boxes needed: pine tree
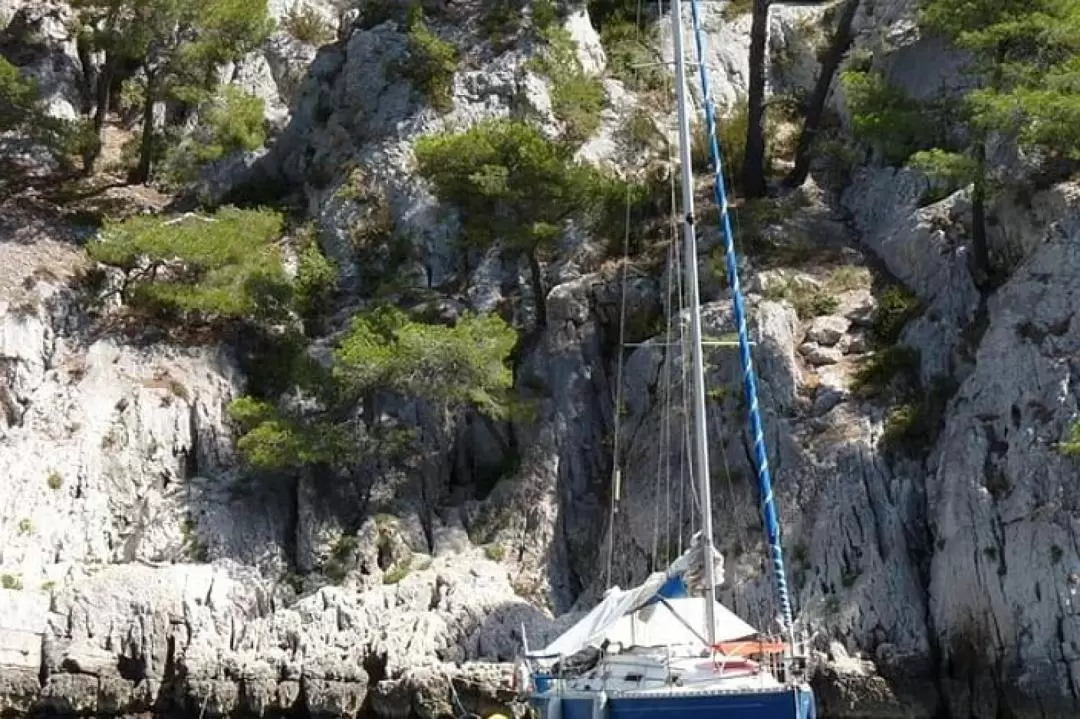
[72,0,273,180]
[414,119,610,327]
[914,0,1080,282]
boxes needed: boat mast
[670,0,718,648]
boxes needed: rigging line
[655,237,676,567]
[606,0,653,589]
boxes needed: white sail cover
[527,535,756,658]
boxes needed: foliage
[334,306,517,420]
[230,306,517,476]
[591,8,666,95]
[693,102,750,184]
[869,284,920,346]
[906,148,978,203]
[1059,420,1080,457]
[87,207,291,321]
[0,57,97,171]
[880,376,955,458]
[619,107,665,154]
[292,223,338,326]
[72,0,274,180]
[229,396,351,470]
[527,13,606,143]
[0,57,39,132]
[840,69,937,165]
[283,3,335,45]
[852,344,920,397]
[762,277,840,320]
[413,118,606,253]
[400,4,460,112]
[721,0,754,20]
[481,0,529,51]
[162,86,267,185]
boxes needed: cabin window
[624,673,644,683]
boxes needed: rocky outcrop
[3,0,1080,717]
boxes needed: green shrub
[841,70,936,166]
[414,118,605,251]
[851,345,920,398]
[762,278,839,320]
[292,223,338,326]
[527,18,606,143]
[906,148,978,204]
[880,377,955,458]
[383,557,412,584]
[87,207,290,322]
[620,106,664,154]
[869,284,920,346]
[401,5,460,112]
[162,87,267,186]
[283,4,335,45]
[481,0,527,51]
[692,102,749,187]
[721,0,753,21]
[596,18,666,95]
[0,57,40,132]
[1058,421,1080,457]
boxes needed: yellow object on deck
[487,714,510,719]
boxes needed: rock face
[2,0,1080,718]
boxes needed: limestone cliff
[1,0,1079,718]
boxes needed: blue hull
[532,687,816,719]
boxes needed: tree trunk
[526,248,548,328]
[132,69,158,185]
[784,0,861,188]
[82,54,116,175]
[93,56,114,134]
[742,0,770,198]
[970,141,991,286]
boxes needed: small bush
[0,574,22,590]
[17,518,32,535]
[619,106,664,154]
[597,19,666,95]
[763,279,839,320]
[825,266,871,292]
[527,21,606,143]
[162,88,267,187]
[691,103,748,188]
[383,557,413,584]
[87,207,290,323]
[401,6,460,112]
[721,0,753,21]
[1058,421,1080,457]
[484,544,507,561]
[851,345,920,398]
[869,284,920,346]
[481,0,527,51]
[906,148,977,204]
[283,4,335,45]
[293,223,338,326]
[46,471,63,490]
[880,376,955,458]
[841,70,937,166]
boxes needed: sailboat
[512,0,816,716]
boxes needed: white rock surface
[1,2,1079,718]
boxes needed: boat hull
[531,687,816,719]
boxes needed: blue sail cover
[640,575,689,606]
